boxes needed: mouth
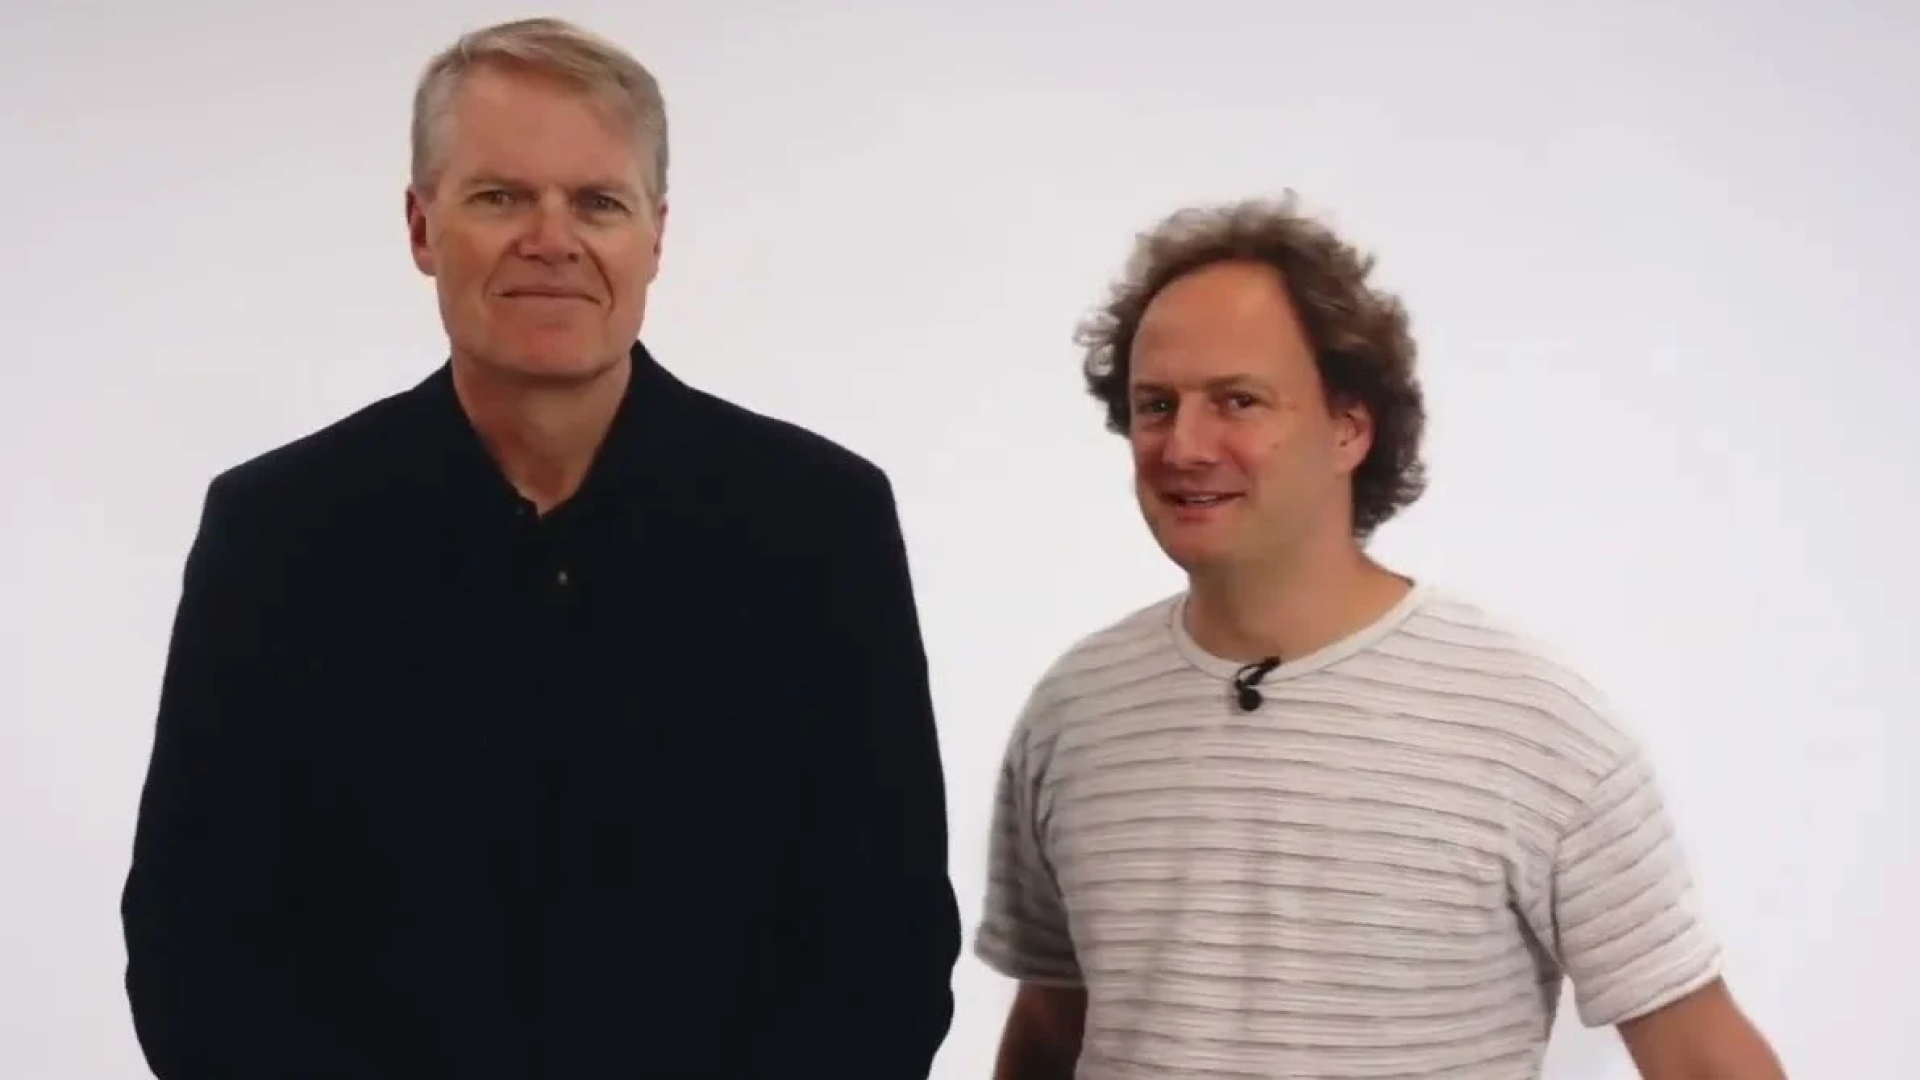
[501,289,593,301]
[1162,492,1243,508]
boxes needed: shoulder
[678,379,889,493]
[1390,585,1648,790]
[199,374,431,528]
[1035,593,1186,700]
[649,376,919,607]
[1009,593,1186,752]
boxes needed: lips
[502,288,592,300]
[1165,492,1242,507]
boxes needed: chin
[1165,544,1227,572]
[1148,522,1226,572]
[484,339,621,383]
[523,354,613,381]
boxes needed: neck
[451,354,630,513]
[1184,531,1412,664]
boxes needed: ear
[405,186,436,277]
[651,199,669,259]
[1332,400,1374,473]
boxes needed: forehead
[1130,260,1315,386]
[438,65,646,190]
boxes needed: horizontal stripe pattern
[974,585,1721,1078]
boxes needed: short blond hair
[410,17,669,200]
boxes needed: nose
[1160,401,1220,467]
[514,194,583,263]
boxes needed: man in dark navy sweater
[119,17,959,1078]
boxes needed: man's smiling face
[406,62,666,384]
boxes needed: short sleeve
[1538,746,1724,1027]
[971,697,1082,986]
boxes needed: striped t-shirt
[974,582,1722,1079]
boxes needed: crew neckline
[1168,580,1431,684]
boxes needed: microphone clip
[1231,656,1281,712]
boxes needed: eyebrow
[1132,375,1267,396]
[461,173,642,199]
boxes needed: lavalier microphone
[1232,656,1281,712]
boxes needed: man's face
[1127,260,1371,575]
[406,64,665,384]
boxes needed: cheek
[1128,434,1162,475]
[1223,431,1286,478]
[591,242,654,298]
[442,234,502,289]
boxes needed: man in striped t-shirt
[973,195,1785,1079]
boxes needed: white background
[4,3,1915,1077]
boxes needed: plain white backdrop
[3,2,1915,1077]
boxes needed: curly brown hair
[1075,193,1429,541]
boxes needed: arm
[121,478,372,1079]
[1618,979,1786,1079]
[747,465,960,1078]
[994,984,1087,1080]
[847,470,964,1075]
[975,684,1087,1078]
[1530,745,1786,1079]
